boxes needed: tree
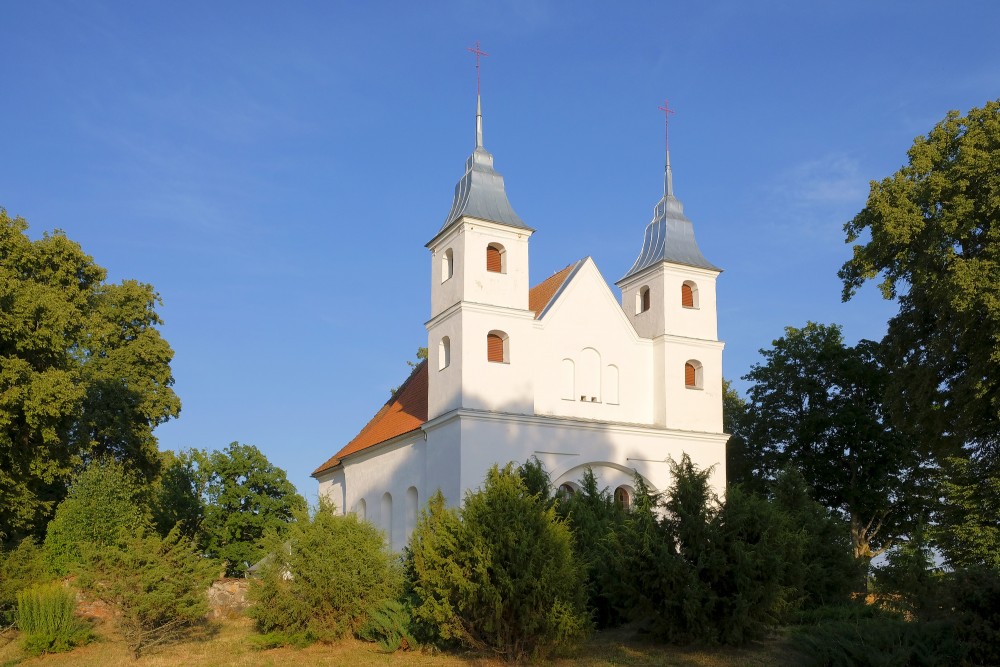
[43,458,152,575]
[742,323,928,572]
[839,100,1000,460]
[408,467,590,662]
[198,442,305,576]
[0,209,179,542]
[933,456,1000,570]
[151,450,206,540]
[723,380,762,490]
[248,500,402,645]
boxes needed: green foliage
[358,600,417,653]
[742,323,928,568]
[517,456,553,505]
[408,468,591,662]
[556,467,625,629]
[872,525,938,616]
[43,459,152,575]
[15,582,92,656]
[0,538,53,625]
[840,100,1000,459]
[791,617,962,667]
[608,455,801,644]
[770,468,858,608]
[0,209,179,542]
[77,527,218,659]
[937,567,1000,666]
[152,450,206,540]
[199,442,305,577]
[247,500,402,645]
[934,456,1000,570]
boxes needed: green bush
[15,582,92,656]
[358,599,417,652]
[44,459,152,575]
[0,538,53,625]
[77,527,218,658]
[247,500,401,645]
[408,466,591,662]
[791,617,962,667]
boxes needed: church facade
[313,97,728,551]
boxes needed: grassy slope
[0,618,802,667]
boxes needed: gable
[536,257,641,341]
[529,262,580,319]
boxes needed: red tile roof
[313,262,582,476]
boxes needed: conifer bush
[248,500,402,646]
[0,538,52,625]
[407,466,590,662]
[77,527,218,658]
[15,582,92,656]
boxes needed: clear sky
[3,1,999,500]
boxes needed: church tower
[616,103,724,433]
[425,74,536,420]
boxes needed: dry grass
[0,617,801,667]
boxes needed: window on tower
[442,248,454,283]
[487,330,509,363]
[439,336,451,370]
[636,286,651,314]
[486,243,506,273]
[685,360,703,389]
[681,281,698,308]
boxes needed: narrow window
[486,243,505,273]
[614,486,631,510]
[604,365,619,405]
[439,336,451,370]
[681,281,698,308]
[579,348,601,402]
[441,248,454,283]
[405,487,418,541]
[381,492,393,549]
[561,358,575,400]
[636,286,651,314]
[685,360,703,389]
[487,331,508,363]
[355,497,367,521]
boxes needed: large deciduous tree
[742,323,928,571]
[0,210,179,542]
[839,100,1000,459]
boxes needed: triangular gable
[312,361,428,476]
[534,257,642,341]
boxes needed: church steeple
[433,43,530,238]
[620,100,718,282]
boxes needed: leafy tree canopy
[0,209,179,542]
[840,100,1000,458]
[198,442,305,576]
[742,322,930,565]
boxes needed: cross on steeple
[658,99,676,197]
[467,41,489,147]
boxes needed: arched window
[439,336,451,370]
[558,483,577,498]
[381,492,393,549]
[614,486,631,510]
[486,243,506,273]
[355,497,367,521]
[405,487,418,541]
[636,286,651,314]
[604,364,619,405]
[681,281,698,308]
[579,347,601,402]
[685,360,703,389]
[561,358,575,400]
[441,248,454,283]
[487,330,509,363]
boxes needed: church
[313,92,728,551]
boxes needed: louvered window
[486,244,503,273]
[487,332,506,363]
[685,362,696,387]
[681,283,694,308]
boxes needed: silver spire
[476,94,483,148]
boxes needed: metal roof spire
[468,41,487,148]
[617,100,720,282]
[430,43,531,240]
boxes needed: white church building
[314,94,728,551]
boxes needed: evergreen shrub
[0,538,53,625]
[15,582,92,656]
[77,527,218,658]
[408,466,590,662]
[248,500,402,646]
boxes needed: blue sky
[3,1,999,499]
